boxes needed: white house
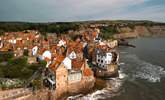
[32,46,38,56]
[57,39,66,47]
[69,51,77,59]
[42,50,52,60]
[62,51,77,70]
[16,37,22,41]
[107,40,118,48]
[8,39,16,44]
[62,57,72,70]
[0,42,3,48]
[95,28,100,34]
[42,50,52,68]
[96,50,112,69]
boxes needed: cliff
[0,20,165,39]
[113,25,165,39]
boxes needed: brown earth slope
[113,25,165,39]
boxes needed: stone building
[49,54,95,99]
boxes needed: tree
[0,67,4,77]
[0,52,14,62]
[8,57,27,66]
[100,26,118,40]
[0,30,4,36]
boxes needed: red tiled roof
[72,59,84,71]
[49,55,65,69]
[83,68,93,76]
[38,48,47,55]
[67,41,83,54]
[92,32,97,38]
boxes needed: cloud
[0,0,164,22]
[50,0,149,20]
[108,5,165,22]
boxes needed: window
[68,72,82,82]
[108,54,112,56]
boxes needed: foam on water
[134,62,165,82]
[120,51,128,54]
[67,72,125,100]
[118,70,127,79]
[119,62,125,66]
[67,52,165,100]
[124,54,165,83]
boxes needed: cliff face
[134,26,151,36]
[148,26,165,36]
[113,25,165,39]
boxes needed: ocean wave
[118,70,127,79]
[120,51,128,54]
[134,62,165,82]
[119,62,125,66]
[124,54,165,83]
[67,74,125,100]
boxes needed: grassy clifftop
[0,20,165,39]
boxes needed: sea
[67,37,165,100]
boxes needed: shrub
[0,67,4,77]
[0,52,14,62]
[8,57,27,66]
[100,26,118,40]
[23,49,29,56]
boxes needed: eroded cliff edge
[113,25,165,39]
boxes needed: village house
[49,54,95,99]
[0,38,3,49]
[27,56,37,64]
[107,40,118,49]
[0,27,121,99]
[13,47,24,57]
[96,40,119,65]
[27,45,38,64]
[96,49,113,69]
[47,33,57,44]
[90,24,109,28]
[91,42,119,78]
[32,38,95,99]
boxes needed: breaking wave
[118,70,127,79]
[119,62,125,66]
[120,51,128,54]
[67,52,165,100]
[67,72,125,100]
[134,62,165,82]
[123,54,165,83]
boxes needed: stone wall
[55,63,68,99]
[52,63,95,100]
[27,57,37,64]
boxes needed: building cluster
[0,27,118,98]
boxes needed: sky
[0,0,165,22]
